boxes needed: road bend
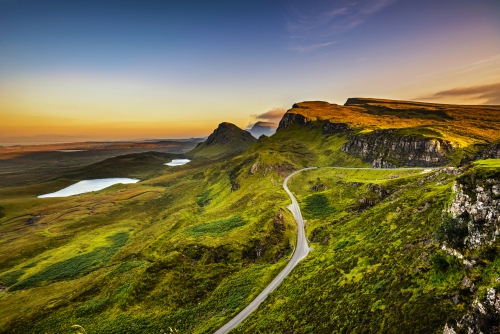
[214,166,430,333]
[213,167,316,334]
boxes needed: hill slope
[187,122,257,158]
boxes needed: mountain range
[0,98,500,334]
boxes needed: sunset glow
[1,0,499,141]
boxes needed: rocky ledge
[341,129,456,167]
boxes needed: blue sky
[1,0,499,139]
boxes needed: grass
[303,193,336,218]
[9,232,129,291]
[474,158,500,168]
[185,215,247,237]
[232,167,470,333]
[0,142,296,333]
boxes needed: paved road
[213,165,431,333]
[213,167,316,334]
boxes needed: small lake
[38,178,139,198]
[165,159,191,166]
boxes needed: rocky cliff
[441,167,500,334]
[341,129,456,167]
[474,143,500,161]
[448,173,500,249]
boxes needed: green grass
[474,158,500,168]
[303,193,336,218]
[10,232,129,291]
[232,167,474,333]
[185,215,247,237]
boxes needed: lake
[165,159,191,166]
[38,178,139,198]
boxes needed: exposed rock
[448,179,500,249]
[447,288,500,334]
[308,178,328,192]
[250,161,259,174]
[341,129,456,167]
[277,113,312,131]
[321,121,350,134]
[443,323,457,334]
[248,121,278,138]
[474,143,500,161]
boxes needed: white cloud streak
[286,0,395,52]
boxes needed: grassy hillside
[0,150,297,333]
[234,163,500,333]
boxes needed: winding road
[214,167,317,334]
[214,166,431,333]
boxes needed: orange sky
[1,0,499,142]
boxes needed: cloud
[251,107,287,123]
[289,41,337,53]
[286,0,395,52]
[418,82,500,105]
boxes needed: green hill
[187,122,257,158]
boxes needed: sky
[1,0,500,141]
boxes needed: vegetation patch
[435,214,468,249]
[0,269,24,286]
[76,297,109,317]
[11,232,129,291]
[304,194,336,218]
[186,215,247,237]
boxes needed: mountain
[247,121,278,138]
[187,122,257,158]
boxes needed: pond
[165,159,191,166]
[38,178,139,198]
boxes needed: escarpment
[341,130,456,168]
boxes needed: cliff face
[442,168,500,334]
[474,143,500,161]
[277,113,312,130]
[341,130,456,167]
[448,177,500,249]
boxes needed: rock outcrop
[448,178,500,249]
[277,113,312,130]
[341,129,456,167]
[444,288,500,334]
[474,143,500,161]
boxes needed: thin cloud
[251,107,287,123]
[289,41,337,53]
[418,82,500,105]
[286,0,395,52]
